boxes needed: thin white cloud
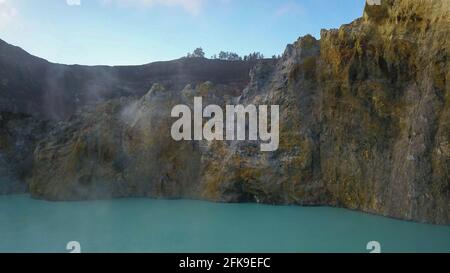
[102,0,206,15]
[275,1,304,17]
[0,0,17,29]
[67,0,82,6]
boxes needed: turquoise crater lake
[0,195,449,253]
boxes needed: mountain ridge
[0,38,267,119]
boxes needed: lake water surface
[0,195,449,253]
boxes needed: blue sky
[0,0,366,65]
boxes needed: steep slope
[317,0,449,225]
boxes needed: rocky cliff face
[0,112,48,194]
[317,0,449,225]
[11,0,450,224]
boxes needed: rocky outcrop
[198,35,325,205]
[30,83,239,200]
[26,0,450,224]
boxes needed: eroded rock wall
[0,112,48,194]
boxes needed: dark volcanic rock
[0,112,48,194]
[0,39,261,120]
